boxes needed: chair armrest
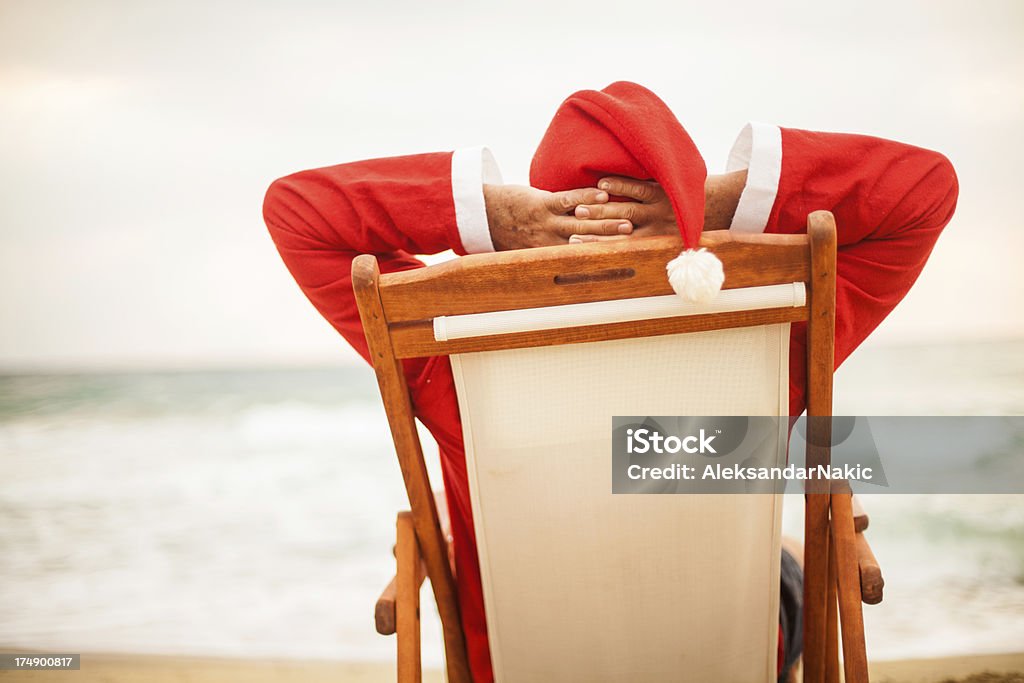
[375,512,430,637]
[852,494,869,533]
[375,577,398,636]
[856,531,884,605]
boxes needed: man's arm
[262,150,624,365]
[571,126,958,415]
[765,128,958,415]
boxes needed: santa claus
[262,82,957,682]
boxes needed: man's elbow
[887,147,959,236]
[262,175,297,238]
[262,170,342,250]
[920,149,959,231]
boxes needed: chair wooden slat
[825,544,840,683]
[832,493,870,681]
[390,306,808,359]
[397,512,422,683]
[353,257,473,683]
[802,212,839,683]
[379,232,810,323]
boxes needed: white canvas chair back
[444,285,802,682]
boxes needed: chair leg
[825,537,840,683]
[831,493,869,682]
[803,492,831,682]
[396,512,422,683]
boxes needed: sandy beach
[1,651,1022,682]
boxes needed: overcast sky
[1,1,1022,370]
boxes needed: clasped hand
[484,177,678,251]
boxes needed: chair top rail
[375,232,811,324]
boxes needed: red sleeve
[261,151,468,366]
[766,130,959,415]
[263,154,493,681]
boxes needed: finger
[559,217,633,237]
[574,201,645,222]
[546,187,609,213]
[569,234,632,244]
[597,176,660,203]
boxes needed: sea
[1,339,1023,666]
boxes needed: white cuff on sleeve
[726,122,782,233]
[451,146,503,253]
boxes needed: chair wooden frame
[355,211,883,683]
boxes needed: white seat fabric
[450,308,792,683]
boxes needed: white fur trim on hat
[666,248,724,303]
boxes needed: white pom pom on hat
[666,247,724,303]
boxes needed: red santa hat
[530,81,723,303]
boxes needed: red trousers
[263,126,957,682]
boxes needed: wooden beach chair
[356,212,884,682]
